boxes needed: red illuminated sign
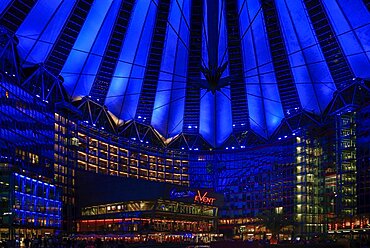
[194,190,216,205]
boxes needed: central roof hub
[200,62,229,94]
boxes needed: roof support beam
[0,0,37,33]
[262,0,301,117]
[207,0,219,69]
[225,0,250,131]
[89,0,136,102]
[135,0,171,123]
[303,0,354,89]
[45,0,95,76]
[363,0,370,12]
[183,0,203,134]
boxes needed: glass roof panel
[152,0,189,137]
[0,0,12,14]
[276,0,335,115]
[106,1,157,120]
[323,0,370,79]
[61,0,114,98]
[16,0,74,66]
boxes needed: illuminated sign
[170,189,195,199]
[169,188,217,205]
[194,190,216,205]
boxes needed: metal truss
[117,120,165,148]
[325,78,370,117]
[22,64,68,103]
[74,97,117,133]
[0,26,20,84]
[167,133,212,151]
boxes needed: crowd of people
[2,235,370,248]
[1,237,129,248]
[0,236,198,248]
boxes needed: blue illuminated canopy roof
[0,0,369,148]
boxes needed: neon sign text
[170,189,195,199]
[194,190,216,205]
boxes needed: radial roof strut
[89,0,136,102]
[135,0,172,123]
[225,0,250,132]
[262,0,301,117]
[0,0,37,33]
[44,0,95,76]
[207,0,219,69]
[303,0,354,89]
[183,0,203,135]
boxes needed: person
[37,236,42,248]
[24,237,30,248]
[43,237,48,248]
[95,238,103,248]
[67,238,72,248]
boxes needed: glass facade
[0,74,62,240]
[0,75,54,177]
[188,143,296,219]
[358,105,370,215]
[75,128,189,185]
[0,170,62,240]
[294,131,324,235]
[13,173,62,228]
[191,111,369,238]
[54,113,77,232]
[335,114,357,216]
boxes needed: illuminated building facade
[0,171,62,240]
[79,200,216,234]
[0,76,62,240]
[54,113,191,231]
[358,105,370,216]
[75,172,221,242]
[0,0,370,243]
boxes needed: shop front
[75,171,223,243]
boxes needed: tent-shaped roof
[1,0,369,147]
